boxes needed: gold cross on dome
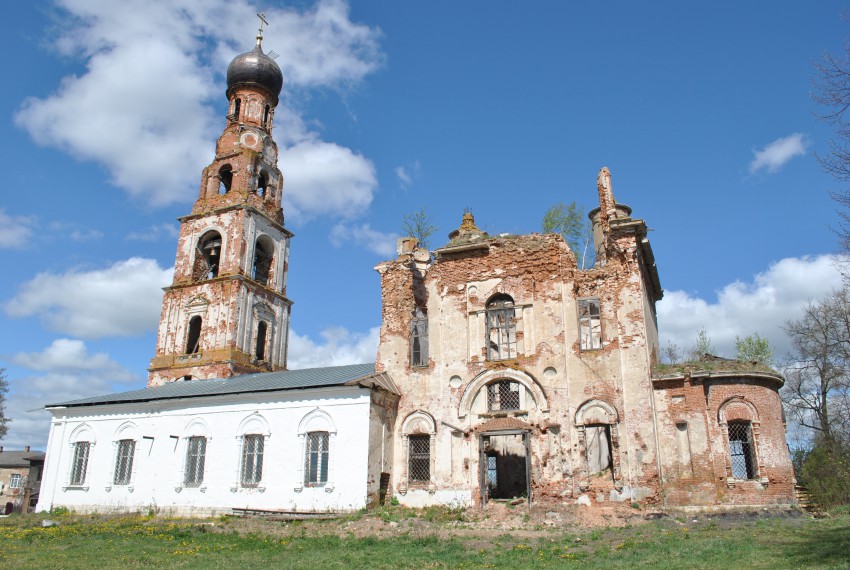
[257,12,268,35]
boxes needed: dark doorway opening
[479,430,530,506]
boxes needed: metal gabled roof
[46,363,378,409]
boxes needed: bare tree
[662,340,681,364]
[814,37,850,255]
[782,289,850,441]
[402,208,438,250]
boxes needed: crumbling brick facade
[375,168,795,508]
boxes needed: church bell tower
[148,24,292,386]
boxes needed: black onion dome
[226,45,283,104]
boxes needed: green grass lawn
[1,510,848,569]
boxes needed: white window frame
[106,422,140,492]
[9,473,21,489]
[295,408,337,493]
[69,441,91,487]
[63,424,96,491]
[578,298,602,351]
[231,413,270,493]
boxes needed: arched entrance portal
[477,418,532,507]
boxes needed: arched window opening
[232,98,241,121]
[305,431,329,487]
[486,294,516,360]
[408,435,430,483]
[186,316,202,354]
[728,421,757,480]
[487,380,520,412]
[257,172,268,198]
[253,238,273,286]
[255,321,268,361]
[218,165,233,194]
[195,231,222,280]
[262,104,270,126]
[411,307,428,367]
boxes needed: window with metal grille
[487,380,521,411]
[69,442,90,486]
[241,434,264,487]
[408,435,430,484]
[728,421,756,480]
[486,295,516,360]
[9,473,21,489]
[411,308,428,367]
[113,439,135,486]
[305,431,330,487]
[183,436,207,488]
[578,298,602,350]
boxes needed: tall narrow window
[218,165,233,194]
[241,434,264,487]
[487,380,521,412]
[252,238,273,286]
[411,307,428,367]
[408,435,430,483]
[728,421,756,480]
[113,439,135,486]
[305,431,330,487]
[255,321,268,361]
[186,316,202,354]
[257,172,268,197]
[69,442,91,486]
[578,298,602,350]
[262,104,270,126]
[9,474,21,489]
[233,98,241,121]
[486,294,516,360]
[195,231,222,280]
[184,436,207,488]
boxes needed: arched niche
[297,408,337,435]
[458,369,548,419]
[575,399,619,426]
[236,412,271,436]
[717,396,760,425]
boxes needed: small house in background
[0,447,45,513]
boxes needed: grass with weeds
[0,510,848,569]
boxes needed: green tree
[735,333,773,364]
[0,368,8,441]
[542,202,594,269]
[402,208,438,250]
[689,328,715,360]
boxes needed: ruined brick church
[36,29,795,514]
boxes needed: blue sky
[1,0,847,449]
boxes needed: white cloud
[4,257,173,338]
[0,209,36,249]
[658,254,845,359]
[287,326,379,370]
[3,339,142,449]
[330,223,398,257]
[70,229,104,242]
[279,110,378,223]
[126,223,180,241]
[395,160,421,189]
[16,0,383,208]
[749,133,809,174]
